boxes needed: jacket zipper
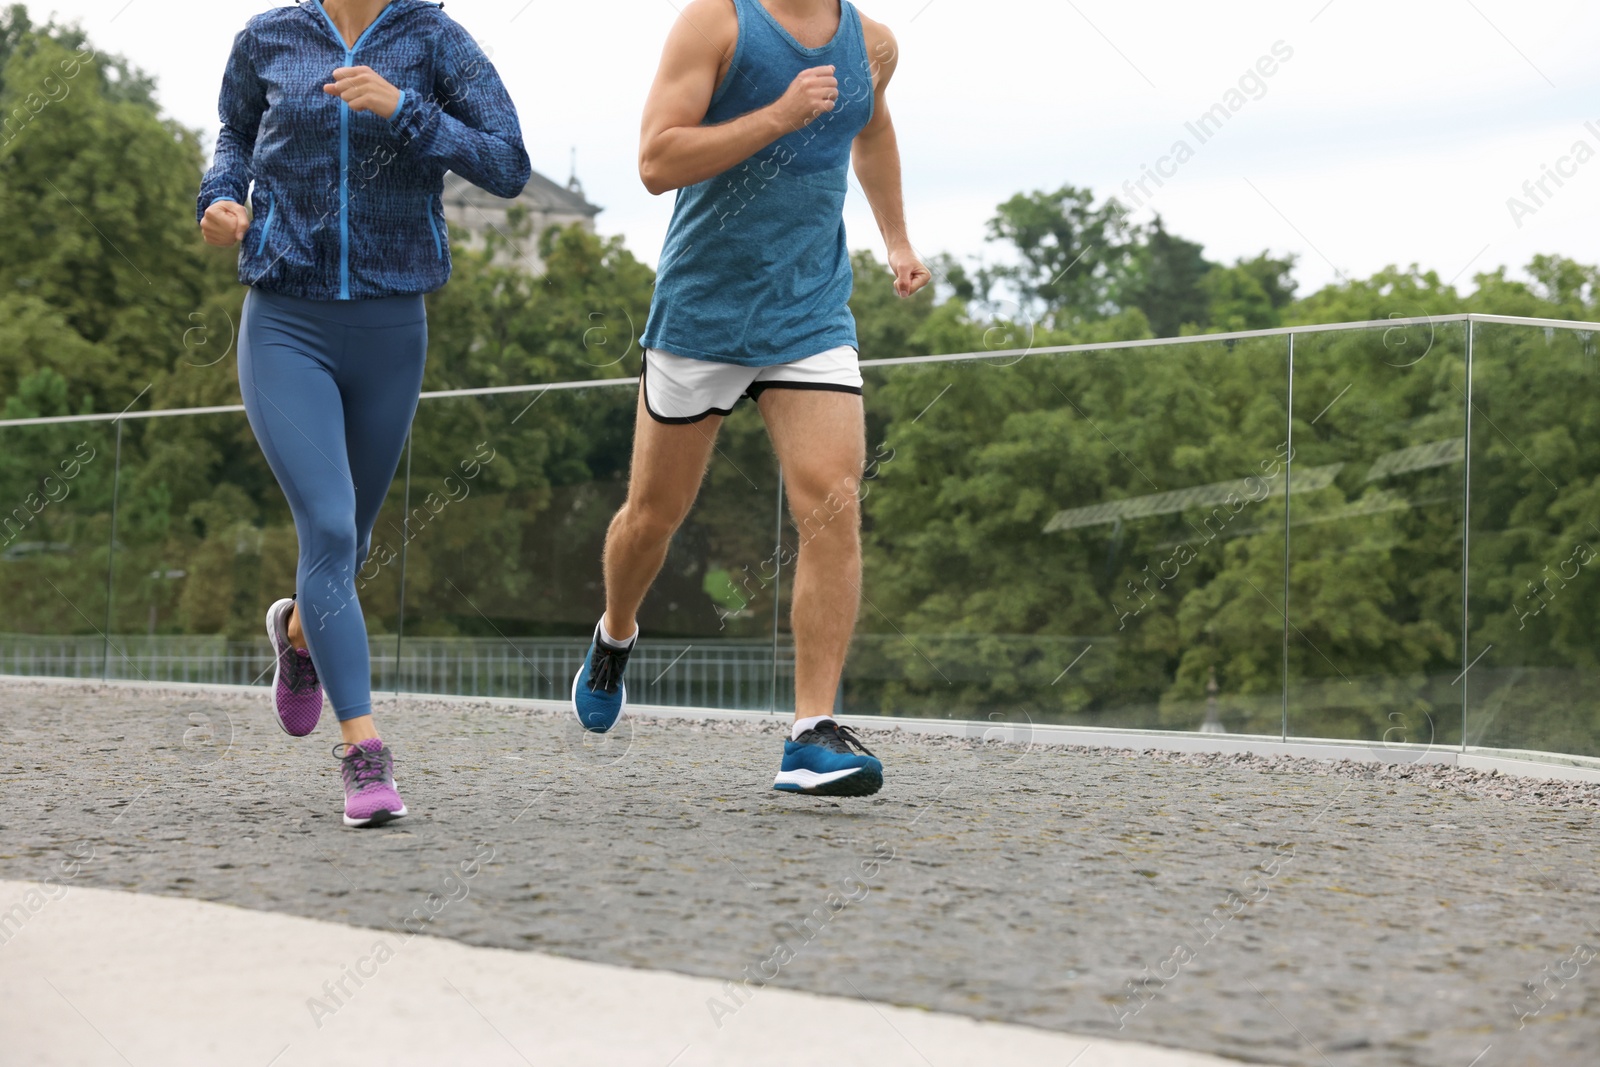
[255,192,277,255]
[310,1,399,299]
[425,195,443,259]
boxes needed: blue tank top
[641,0,874,366]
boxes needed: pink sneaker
[336,739,408,828]
[266,597,323,737]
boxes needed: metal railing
[2,313,1590,429]
[0,633,794,710]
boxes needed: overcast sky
[31,0,1600,298]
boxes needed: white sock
[598,616,637,648]
[792,715,835,740]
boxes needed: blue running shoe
[572,623,632,733]
[774,721,883,797]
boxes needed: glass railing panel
[0,420,118,679]
[1285,320,1467,752]
[400,384,782,708]
[850,335,1291,734]
[12,316,1600,763]
[100,411,408,690]
[1466,321,1600,757]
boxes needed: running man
[198,0,530,826]
[572,0,929,797]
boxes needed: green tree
[0,21,232,641]
[0,4,157,109]
[0,33,230,414]
[1202,251,1298,332]
[978,184,1136,328]
[1120,216,1213,337]
[425,221,656,393]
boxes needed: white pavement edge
[0,880,1281,1067]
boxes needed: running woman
[198,0,530,827]
[572,0,929,796]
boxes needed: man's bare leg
[757,388,866,721]
[601,390,723,640]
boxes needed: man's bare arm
[639,0,841,195]
[851,18,929,298]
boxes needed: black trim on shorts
[745,380,865,400]
[639,353,738,425]
[639,352,865,425]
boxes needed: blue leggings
[239,288,427,720]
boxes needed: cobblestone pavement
[3,681,1596,1067]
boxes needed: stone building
[441,163,602,275]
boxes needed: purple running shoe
[336,739,408,828]
[266,597,323,737]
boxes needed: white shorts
[641,346,863,424]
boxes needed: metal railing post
[101,419,123,681]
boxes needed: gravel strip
[3,680,1597,1067]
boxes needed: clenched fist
[200,200,251,248]
[323,65,402,119]
[774,65,839,130]
[889,247,932,299]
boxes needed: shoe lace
[805,721,875,757]
[588,641,631,694]
[335,743,390,790]
[286,649,319,694]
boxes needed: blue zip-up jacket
[197,0,531,301]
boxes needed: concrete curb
[7,673,1600,785]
